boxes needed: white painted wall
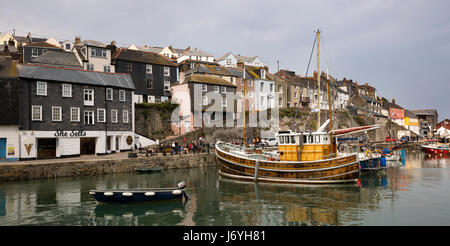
[0,126,20,161]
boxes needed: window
[87,64,94,71]
[308,135,313,143]
[104,66,111,72]
[84,89,94,106]
[279,136,284,144]
[127,63,132,72]
[146,64,152,74]
[164,67,170,76]
[164,81,170,91]
[202,96,208,105]
[222,97,227,107]
[84,111,94,125]
[123,110,129,123]
[291,136,296,144]
[52,107,62,122]
[36,81,47,96]
[65,43,71,50]
[315,135,320,143]
[31,105,42,121]
[102,50,107,58]
[97,108,106,123]
[111,109,118,123]
[214,85,219,92]
[71,107,80,122]
[230,77,234,83]
[221,86,226,93]
[270,83,274,92]
[90,48,96,57]
[119,90,126,102]
[32,48,38,57]
[147,79,153,89]
[62,84,72,97]
[226,59,231,64]
[106,88,113,100]
[284,136,290,144]
[261,69,266,79]
[202,84,207,91]
[260,82,264,92]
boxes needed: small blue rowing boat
[89,181,188,203]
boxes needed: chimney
[355,82,359,94]
[75,35,81,45]
[392,97,396,105]
[263,65,269,72]
[365,82,368,87]
[186,46,190,51]
[26,33,32,44]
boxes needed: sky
[1,0,449,121]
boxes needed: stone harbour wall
[0,153,217,181]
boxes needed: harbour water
[0,151,449,226]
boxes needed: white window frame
[103,66,111,73]
[84,89,94,106]
[36,81,47,96]
[119,90,125,102]
[87,64,94,71]
[31,105,42,121]
[202,84,207,91]
[97,108,106,123]
[221,86,226,93]
[202,96,208,106]
[111,109,118,123]
[164,81,170,91]
[31,48,39,57]
[122,110,129,123]
[146,64,153,74]
[222,97,227,107]
[106,88,113,101]
[52,106,62,122]
[261,69,266,79]
[214,85,219,92]
[164,66,170,76]
[101,49,107,58]
[84,110,95,125]
[70,107,80,122]
[62,84,72,98]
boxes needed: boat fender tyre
[122,192,133,197]
[172,190,182,195]
[104,192,114,196]
[145,192,156,196]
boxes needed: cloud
[1,0,449,120]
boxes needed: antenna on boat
[316,29,321,131]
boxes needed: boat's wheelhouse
[276,130,334,161]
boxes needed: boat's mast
[327,70,335,154]
[243,68,247,147]
[316,29,321,130]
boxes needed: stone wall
[0,153,217,181]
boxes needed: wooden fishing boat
[89,181,188,203]
[216,30,372,185]
[216,136,359,184]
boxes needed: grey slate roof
[30,50,82,68]
[17,64,134,90]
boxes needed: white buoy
[104,192,114,196]
[122,192,133,197]
[172,190,182,195]
[89,191,96,195]
[145,192,156,196]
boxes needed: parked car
[386,136,396,142]
[263,137,278,147]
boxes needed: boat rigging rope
[291,32,317,131]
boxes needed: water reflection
[0,153,449,226]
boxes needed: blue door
[0,138,6,160]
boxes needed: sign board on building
[389,108,404,119]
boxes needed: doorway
[80,137,96,155]
[37,138,57,159]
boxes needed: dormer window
[32,48,39,58]
[261,69,266,79]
